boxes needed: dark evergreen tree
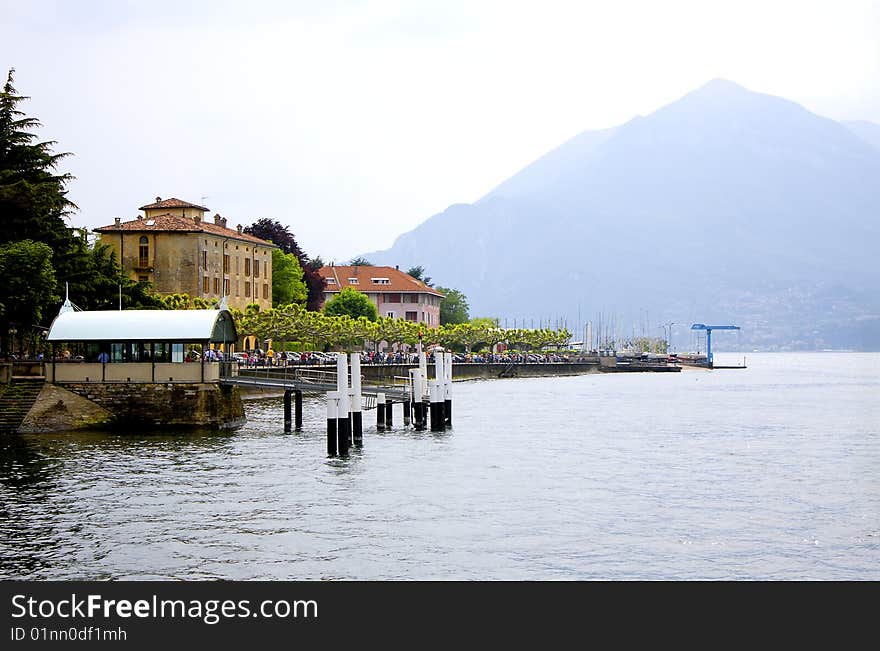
[0,69,156,327]
[406,265,433,286]
[0,69,76,251]
[244,218,325,311]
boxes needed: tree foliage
[271,248,308,306]
[0,69,151,337]
[436,286,469,325]
[406,265,432,286]
[243,218,324,310]
[0,240,57,352]
[349,257,372,266]
[323,287,378,321]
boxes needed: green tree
[436,286,468,325]
[0,69,75,251]
[0,240,57,353]
[348,257,372,266]
[323,287,378,321]
[271,248,308,306]
[406,265,433,286]
[243,218,324,311]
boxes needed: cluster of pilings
[326,351,454,456]
[325,352,364,456]
[402,351,453,433]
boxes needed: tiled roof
[318,265,444,297]
[94,213,277,247]
[138,197,210,211]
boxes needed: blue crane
[690,324,740,368]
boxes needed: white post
[376,391,387,431]
[336,353,351,449]
[336,352,350,418]
[434,349,444,389]
[326,391,338,455]
[350,352,362,414]
[419,351,428,399]
[350,352,363,445]
[444,351,453,427]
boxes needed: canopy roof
[47,309,237,343]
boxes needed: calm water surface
[1,353,878,580]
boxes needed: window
[235,257,239,273]
[224,279,230,296]
[245,258,251,276]
[138,275,148,283]
[263,283,269,299]
[254,260,260,278]
[326,278,336,285]
[203,276,210,294]
[235,281,240,297]
[371,278,390,284]
[385,293,400,303]
[348,278,359,285]
[223,254,229,273]
[213,277,220,294]
[405,311,418,322]
[138,236,149,267]
[386,311,395,318]
[245,281,251,297]
[202,251,208,270]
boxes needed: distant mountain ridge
[364,80,880,350]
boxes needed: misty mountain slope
[366,80,880,349]
[842,120,880,151]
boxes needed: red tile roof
[138,197,210,211]
[318,265,444,297]
[94,213,277,247]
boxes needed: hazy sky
[3,0,878,262]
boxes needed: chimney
[114,217,121,226]
[395,265,399,270]
[213,213,222,225]
[155,196,161,202]
[237,224,242,234]
[221,217,227,228]
[137,215,143,220]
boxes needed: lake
[1,352,878,580]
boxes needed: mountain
[842,120,880,151]
[364,80,880,350]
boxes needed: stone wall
[18,382,244,433]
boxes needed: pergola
[45,308,237,383]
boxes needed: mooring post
[327,392,338,456]
[432,352,446,430]
[350,352,363,446]
[377,391,386,431]
[294,389,302,432]
[284,389,292,432]
[429,381,445,431]
[444,351,453,427]
[403,398,411,426]
[385,396,393,428]
[336,353,351,454]
[411,367,425,430]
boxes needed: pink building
[318,265,444,327]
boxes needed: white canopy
[47,309,237,343]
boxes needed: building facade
[318,265,444,327]
[95,197,277,311]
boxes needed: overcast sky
[3,0,879,262]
